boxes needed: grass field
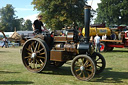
[0,47,128,85]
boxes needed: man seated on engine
[32,15,47,34]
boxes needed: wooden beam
[100,40,122,43]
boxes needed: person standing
[102,35,105,40]
[104,34,107,40]
[102,34,107,40]
[32,15,47,34]
[94,34,101,52]
[2,38,7,48]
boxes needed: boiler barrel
[82,27,111,36]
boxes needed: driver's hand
[45,29,49,32]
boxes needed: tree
[24,19,32,31]
[0,4,27,31]
[0,4,15,31]
[32,0,86,30]
[90,9,96,24]
[18,18,25,31]
[12,18,25,31]
[95,0,128,26]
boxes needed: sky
[0,0,39,22]
[0,0,101,23]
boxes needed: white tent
[0,32,14,38]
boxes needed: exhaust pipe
[84,5,91,43]
[77,5,91,54]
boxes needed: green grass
[0,47,128,85]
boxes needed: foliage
[0,4,32,31]
[0,4,15,31]
[95,0,128,26]
[90,9,96,24]
[12,18,24,31]
[17,18,25,31]
[24,19,32,31]
[32,0,86,30]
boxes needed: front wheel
[71,55,96,81]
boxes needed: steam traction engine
[21,6,106,81]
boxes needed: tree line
[0,4,32,32]
[95,0,128,26]
[32,0,128,28]
[1,0,128,32]
[32,0,87,30]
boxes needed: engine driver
[32,15,47,34]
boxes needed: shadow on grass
[108,50,128,52]
[0,71,20,74]
[41,66,72,76]
[41,67,128,83]
[91,68,128,83]
[0,51,10,53]
[0,81,34,84]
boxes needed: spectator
[2,38,8,48]
[102,34,107,40]
[90,36,94,42]
[111,32,116,40]
[94,34,101,52]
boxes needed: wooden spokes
[91,52,106,74]
[22,38,49,73]
[71,55,96,81]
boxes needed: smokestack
[84,5,91,43]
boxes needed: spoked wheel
[71,55,96,81]
[22,38,50,73]
[91,52,106,74]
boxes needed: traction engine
[21,6,106,81]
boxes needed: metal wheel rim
[71,55,95,81]
[100,43,105,52]
[22,38,48,73]
[92,52,106,74]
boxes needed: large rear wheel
[22,38,50,73]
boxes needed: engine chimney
[84,5,91,43]
[77,5,91,54]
